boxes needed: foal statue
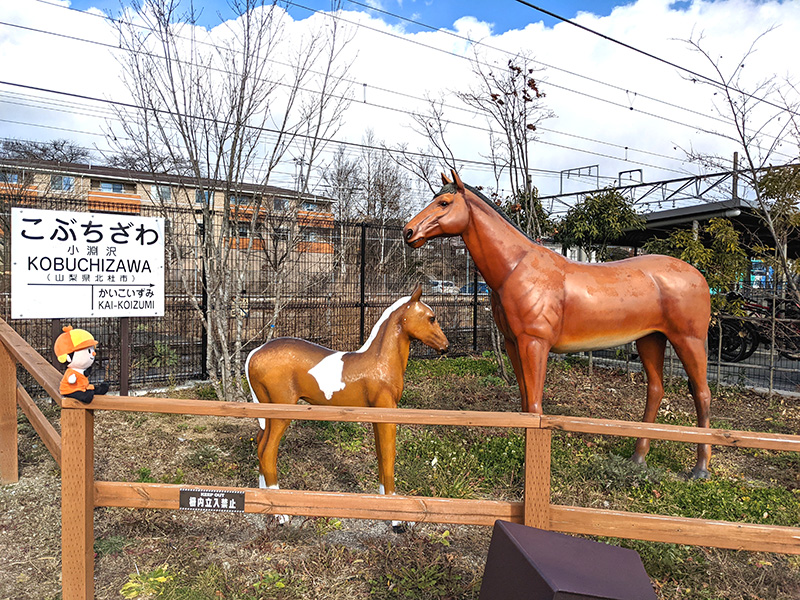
[246,285,449,526]
[404,171,712,478]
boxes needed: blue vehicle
[459,282,490,295]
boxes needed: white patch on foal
[308,296,412,400]
[308,351,347,400]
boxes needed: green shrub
[187,443,222,468]
[120,564,176,598]
[630,478,800,526]
[580,453,664,491]
[472,433,525,487]
[396,429,479,498]
[94,535,131,558]
[194,384,218,400]
[134,467,157,483]
[405,356,497,381]
[367,537,475,600]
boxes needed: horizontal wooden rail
[542,415,800,452]
[16,383,61,467]
[64,397,800,452]
[94,482,523,526]
[93,482,800,555]
[549,505,800,555]
[0,319,63,408]
[62,396,542,429]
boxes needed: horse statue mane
[435,180,537,243]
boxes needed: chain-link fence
[2,194,797,395]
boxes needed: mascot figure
[54,326,109,404]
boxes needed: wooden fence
[1,316,800,599]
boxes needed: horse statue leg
[256,411,292,524]
[516,335,550,414]
[632,332,667,468]
[668,335,712,479]
[373,421,406,532]
[371,389,407,532]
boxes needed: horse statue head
[396,283,449,354]
[404,170,471,248]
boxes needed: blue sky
[6,0,798,198]
[66,0,626,33]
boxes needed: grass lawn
[2,354,800,599]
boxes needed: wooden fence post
[524,427,551,529]
[61,407,95,599]
[0,341,18,484]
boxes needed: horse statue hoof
[690,466,710,480]
[630,455,647,468]
[391,520,413,534]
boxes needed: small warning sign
[179,489,245,512]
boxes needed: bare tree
[109,0,353,400]
[406,52,553,381]
[102,144,193,175]
[0,138,93,163]
[323,144,361,221]
[458,52,554,239]
[394,96,460,193]
[684,31,800,303]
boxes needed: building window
[301,201,318,211]
[195,189,211,205]
[50,175,74,191]
[229,194,253,205]
[151,185,171,201]
[274,197,287,211]
[100,181,124,193]
[0,172,19,184]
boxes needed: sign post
[11,207,165,319]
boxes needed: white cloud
[1,0,798,201]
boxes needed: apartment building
[0,158,335,256]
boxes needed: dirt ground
[2,359,800,599]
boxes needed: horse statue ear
[441,172,452,185]
[451,169,465,192]
[410,283,423,302]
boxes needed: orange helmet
[54,326,98,363]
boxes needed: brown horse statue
[404,170,712,478]
[246,285,449,526]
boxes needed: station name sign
[11,207,165,319]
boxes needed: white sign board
[11,207,165,319]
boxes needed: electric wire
[513,0,800,119]
[0,18,703,175]
[10,1,792,186]
[20,1,744,167]
[337,0,737,128]
[0,82,574,189]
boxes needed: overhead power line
[14,0,794,181]
[0,81,573,183]
[337,0,736,129]
[513,0,800,119]
[0,19,696,175]
[23,0,739,169]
